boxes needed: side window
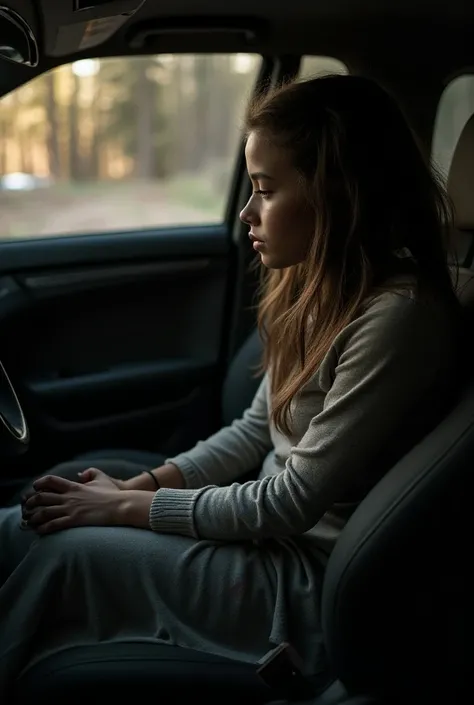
[432,74,474,183]
[299,55,348,79]
[0,53,261,240]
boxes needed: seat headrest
[447,114,474,230]
[453,265,474,308]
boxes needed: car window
[432,74,474,183]
[0,53,261,240]
[299,55,348,79]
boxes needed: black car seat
[11,117,474,705]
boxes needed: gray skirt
[0,460,327,694]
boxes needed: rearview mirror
[0,5,38,67]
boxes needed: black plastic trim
[0,226,228,273]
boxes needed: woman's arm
[140,295,455,541]
[117,463,185,491]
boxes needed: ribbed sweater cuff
[149,488,203,537]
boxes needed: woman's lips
[249,233,266,251]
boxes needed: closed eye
[254,189,272,199]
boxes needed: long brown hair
[244,74,458,435]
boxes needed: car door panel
[0,227,232,477]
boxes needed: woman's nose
[240,200,257,225]
[239,204,250,224]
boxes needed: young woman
[0,74,460,693]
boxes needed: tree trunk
[134,60,155,179]
[210,55,234,160]
[45,70,60,179]
[86,71,102,180]
[192,56,211,171]
[0,117,7,174]
[173,57,185,173]
[68,69,83,180]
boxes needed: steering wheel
[0,359,29,455]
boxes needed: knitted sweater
[149,287,455,552]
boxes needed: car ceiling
[10,0,474,67]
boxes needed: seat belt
[256,642,317,701]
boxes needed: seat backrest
[222,328,262,426]
[321,384,472,703]
[321,115,474,704]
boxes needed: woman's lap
[0,506,278,648]
[0,503,325,692]
[0,456,327,691]
[74,449,165,468]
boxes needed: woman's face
[240,131,315,269]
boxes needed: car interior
[0,0,472,703]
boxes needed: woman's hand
[22,473,126,535]
[78,464,185,492]
[77,466,126,489]
[76,466,151,491]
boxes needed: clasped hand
[21,468,123,535]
